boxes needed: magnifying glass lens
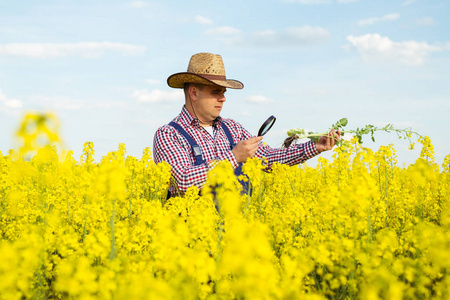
[258,115,276,136]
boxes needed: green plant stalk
[287,121,423,148]
[66,186,71,226]
[110,197,117,260]
[83,194,88,242]
[128,171,134,226]
[290,128,420,141]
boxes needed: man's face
[194,84,227,125]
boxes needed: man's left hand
[315,129,341,153]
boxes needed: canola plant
[0,114,450,299]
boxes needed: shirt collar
[180,105,197,126]
[180,105,222,129]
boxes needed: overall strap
[221,122,251,195]
[169,121,205,165]
[220,122,236,148]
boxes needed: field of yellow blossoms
[1,114,450,299]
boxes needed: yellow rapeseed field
[1,113,449,299]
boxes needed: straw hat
[167,53,244,89]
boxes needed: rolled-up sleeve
[231,123,319,168]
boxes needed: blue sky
[1,0,449,166]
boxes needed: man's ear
[188,85,199,101]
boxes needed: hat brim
[167,72,244,89]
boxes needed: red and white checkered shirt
[153,106,319,194]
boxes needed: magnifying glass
[258,115,276,136]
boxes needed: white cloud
[195,15,213,25]
[31,95,126,110]
[205,26,242,35]
[416,17,435,27]
[346,33,444,66]
[178,15,213,25]
[248,26,330,46]
[0,42,146,59]
[147,79,162,85]
[288,0,331,3]
[357,13,399,26]
[208,26,330,47]
[35,96,84,110]
[287,0,359,4]
[0,90,22,109]
[132,89,183,103]
[247,95,273,103]
[282,26,331,45]
[402,0,417,6]
[128,1,149,8]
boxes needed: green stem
[289,126,423,144]
[83,195,87,242]
[66,186,71,226]
[128,172,134,225]
[0,188,5,221]
[367,207,373,244]
[110,197,117,260]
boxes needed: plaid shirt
[153,106,318,194]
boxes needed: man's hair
[183,83,204,94]
[183,83,205,102]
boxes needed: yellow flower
[1,115,449,299]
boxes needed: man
[153,52,340,197]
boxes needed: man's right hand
[232,136,263,163]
